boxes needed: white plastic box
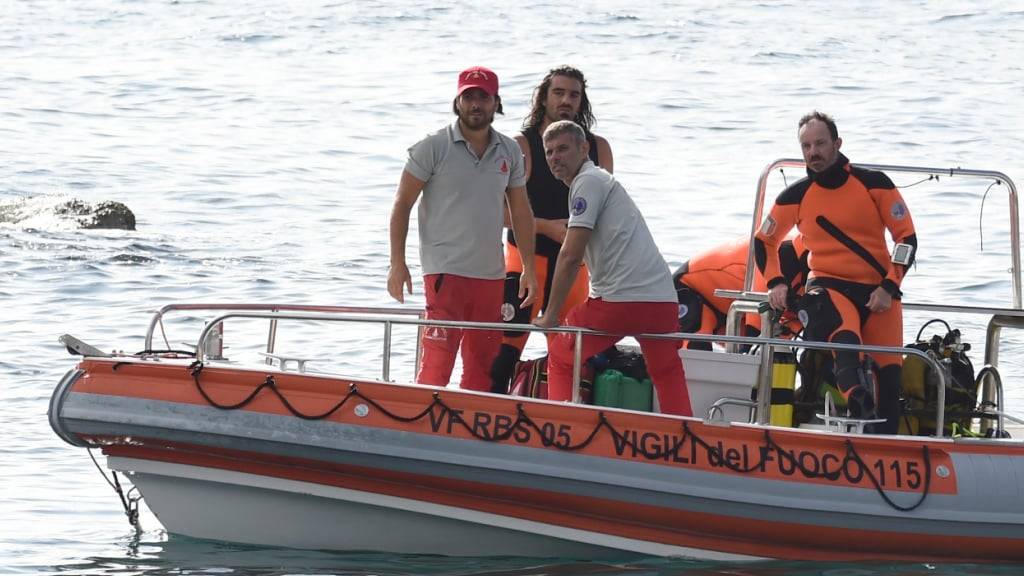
[678,348,760,422]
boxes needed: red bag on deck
[509,356,548,399]
[508,356,594,404]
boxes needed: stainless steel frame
[144,303,426,381]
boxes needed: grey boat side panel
[57,391,1024,539]
[950,451,1024,510]
[48,369,88,447]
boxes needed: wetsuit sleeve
[870,184,917,295]
[753,198,799,289]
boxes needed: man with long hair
[491,66,613,393]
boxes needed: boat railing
[144,303,426,379]
[721,290,1024,437]
[181,308,951,435]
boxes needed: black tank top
[508,126,601,258]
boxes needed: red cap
[457,66,499,96]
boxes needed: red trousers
[418,274,503,391]
[547,298,692,416]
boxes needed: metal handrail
[143,301,423,350]
[192,310,628,385]
[145,303,426,378]
[187,308,950,435]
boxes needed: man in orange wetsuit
[755,111,917,434]
[674,234,809,350]
[490,66,614,393]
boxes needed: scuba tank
[903,319,978,436]
[770,351,797,427]
[899,352,926,435]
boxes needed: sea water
[2,1,1023,574]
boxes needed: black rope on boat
[978,179,1001,251]
[188,361,359,420]
[680,422,764,473]
[895,174,936,189]
[677,425,934,511]
[135,349,197,357]
[184,361,933,512]
[346,386,447,424]
[88,448,140,527]
[842,439,932,512]
[764,428,844,480]
[189,361,277,411]
[505,404,613,449]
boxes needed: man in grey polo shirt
[534,120,692,416]
[388,66,538,391]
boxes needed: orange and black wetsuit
[489,126,600,392]
[673,235,808,350]
[755,152,917,433]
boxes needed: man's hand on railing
[768,283,788,311]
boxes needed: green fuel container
[620,376,653,411]
[593,369,623,407]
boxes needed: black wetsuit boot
[874,364,902,434]
[490,343,520,394]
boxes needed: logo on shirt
[571,196,588,216]
[890,202,907,220]
[497,157,509,174]
[500,303,516,322]
[759,215,777,237]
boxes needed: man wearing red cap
[388,66,538,390]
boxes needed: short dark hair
[798,111,838,140]
[523,66,595,133]
[452,94,503,116]
[542,120,587,145]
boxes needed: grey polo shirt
[404,122,526,280]
[567,161,676,302]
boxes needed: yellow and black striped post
[770,351,797,427]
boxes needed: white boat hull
[112,456,755,560]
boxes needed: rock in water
[54,199,136,230]
[87,201,136,230]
